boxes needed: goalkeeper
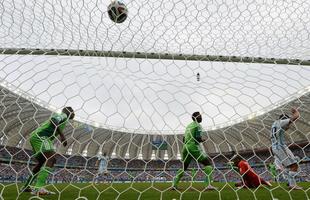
[21,107,75,196]
[173,112,216,190]
[231,154,272,188]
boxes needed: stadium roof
[0,83,309,159]
[1,0,310,136]
[1,55,310,134]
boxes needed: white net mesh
[1,0,310,58]
[0,0,310,199]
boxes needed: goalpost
[0,0,310,199]
[1,47,310,65]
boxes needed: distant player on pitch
[231,154,272,188]
[172,112,216,190]
[271,107,302,190]
[21,107,75,195]
[268,162,278,182]
[95,152,109,183]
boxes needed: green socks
[173,169,184,188]
[191,168,198,181]
[22,173,38,190]
[173,166,213,188]
[204,165,213,186]
[34,167,53,189]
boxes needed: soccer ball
[107,1,128,23]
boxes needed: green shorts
[30,135,55,157]
[182,143,208,165]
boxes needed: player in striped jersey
[95,153,109,183]
[97,153,108,174]
[271,107,302,190]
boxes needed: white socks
[288,171,297,186]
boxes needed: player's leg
[32,151,56,195]
[21,154,46,192]
[95,166,104,183]
[259,177,272,187]
[241,174,267,189]
[287,163,302,190]
[173,146,191,189]
[237,177,251,188]
[273,175,277,182]
[282,147,302,190]
[274,156,287,182]
[272,171,277,182]
[268,167,277,183]
[275,146,302,189]
[173,162,190,189]
[202,164,214,187]
[236,174,259,189]
[94,173,100,184]
[269,165,277,182]
[239,170,271,189]
[191,145,216,189]
[235,181,245,188]
[32,138,57,195]
[191,168,198,182]
[21,136,46,192]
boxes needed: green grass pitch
[1,182,309,200]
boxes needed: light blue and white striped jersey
[271,119,290,148]
[98,155,108,170]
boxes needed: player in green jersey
[268,162,278,182]
[172,112,216,190]
[21,107,75,196]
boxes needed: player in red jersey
[231,154,272,188]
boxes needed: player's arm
[95,159,99,167]
[280,108,300,128]
[51,114,68,147]
[227,162,238,171]
[194,126,204,143]
[289,107,300,123]
[238,161,249,175]
[58,130,67,147]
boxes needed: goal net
[0,0,310,199]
